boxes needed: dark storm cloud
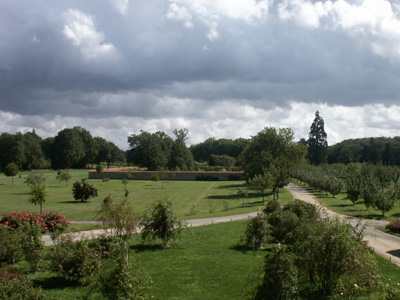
[1,0,400,147]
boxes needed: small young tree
[237,188,249,208]
[4,162,18,185]
[373,186,396,217]
[248,173,273,205]
[141,199,183,248]
[56,170,72,187]
[24,173,46,186]
[151,173,160,185]
[27,183,48,214]
[72,179,98,202]
[99,195,137,239]
[122,179,128,191]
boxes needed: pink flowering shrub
[386,219,400,234]
[0,211,70,232]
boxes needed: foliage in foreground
[87,242,153,300]
[0,264,45,300]
[243,200,383,299]
[141,199,183,248]
[0,211,70,232]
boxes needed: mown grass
[293,180,400,221]
[31,221,265,300]
[28,220,400,300]
[0,170,292,221]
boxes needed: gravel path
[286,183,400,267]
[42,183,400,268]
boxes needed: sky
[1,0,400,150]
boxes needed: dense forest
[1,125,400,172]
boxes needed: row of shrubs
[0,211,70,232]
[241,199,400,300]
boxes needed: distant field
[0,169,293,221]
[293,180,400,221]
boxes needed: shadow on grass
[59,200,90,204]
[130,243,165,253]
[217,183,246,189]
[387,249,400,258]
[34,276,81,290]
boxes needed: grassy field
[27,220,400,300]
[293,180,400,221]
[0,169,293,221]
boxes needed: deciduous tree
[4,162,19,185]
[28,183,48,214]
[72,179,98,202]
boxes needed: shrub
[0,226,23,264]
[72,179,98,202]
[141,199,183,248]
[386,219,400,234]
[20,224,44,272]
[48,234,100,284]
[295,219,379,297]
[254,246,299,300]
[0,264,45,300]
[89,235,123,259]
[88,243,153,300]
[264,199,281,214]
[267,210,300,243]
[99,196,137,239]
[241,212,270,250]
[0,211,70,232]
[283,199,319,221]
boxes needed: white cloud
[278,0,400,60]
[167,3,193,28]
[62,8,118,60]
[112,0,130,15]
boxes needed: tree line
[0,127,125,171]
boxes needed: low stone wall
[89,170,244,181]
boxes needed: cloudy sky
[1,0,400,149]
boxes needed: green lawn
[0,170,293,221]
[293,181,400,221]
[29,220,400,300]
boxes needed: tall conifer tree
[307,111,328,165]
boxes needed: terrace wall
[89,170,245,181]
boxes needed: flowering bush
[0,211,70,232]
[386,219,400,234]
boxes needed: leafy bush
[48,234,100,284]
[241,212,270,250]
[99,196,137,239]
[72,179,98,202]
[0,226,24,264]
[267,210,300,243]
[264,199,281,214]
[89,235,123,259]
[386,219,400,234]
[254,246,299,300]
[283,199,319,221]
[88,244,153,300]
[0,211,70,232]
[20,224,44,272]
[141,199,183,248]
[0,264,45,300]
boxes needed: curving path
[42,183,400,268]
[286,183,400,267]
